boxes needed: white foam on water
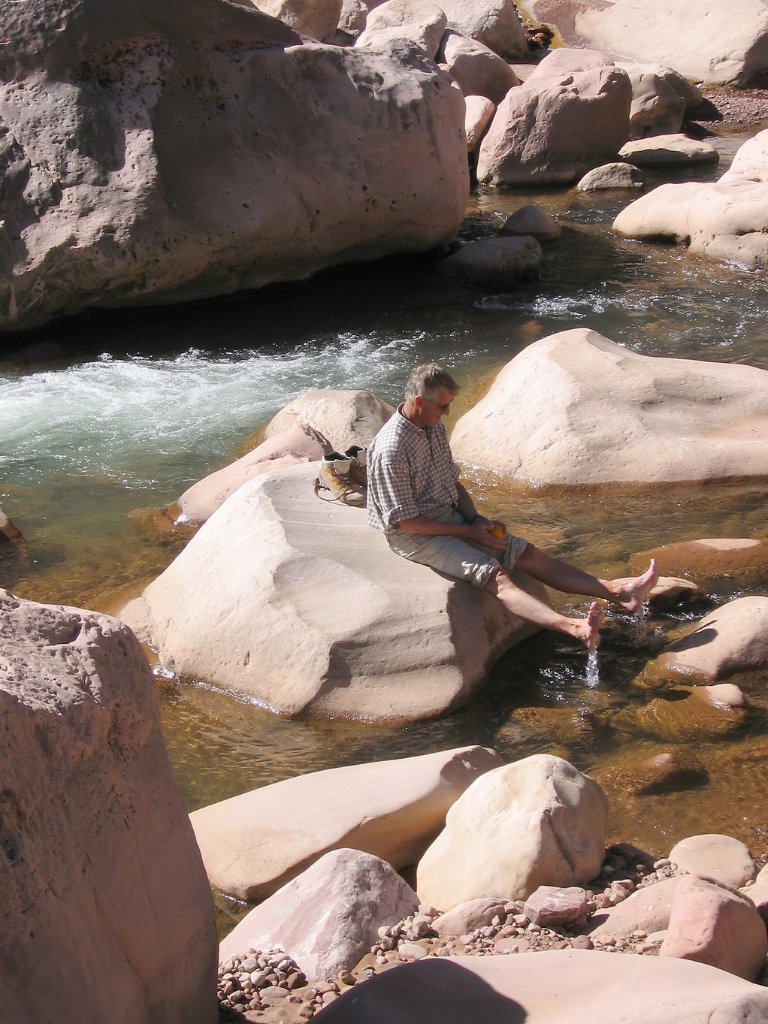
[0,332,419,493]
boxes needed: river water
[3,130,768,921]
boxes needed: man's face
[417,386,454,427]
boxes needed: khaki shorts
[387,509,528,589]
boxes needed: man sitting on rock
[367,363,658,649]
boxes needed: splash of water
[586,649,600,688]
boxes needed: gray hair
[404,363,460,402]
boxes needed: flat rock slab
[450,328,768,486]
[619,133,719,165]
[191,745,504,901]
[121,462,546,722]
[314,948,768,1022]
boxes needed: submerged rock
[631,538,768,582]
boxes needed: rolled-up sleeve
[369,447,419,531]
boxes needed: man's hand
[467,518,507,551]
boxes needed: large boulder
[450,328,768,486]
[575,0,768,85]
[416,755,608,910]
[0,591,218,1024]
[438,30,521,104]
[120,462,548,721]
[437,235,543,289]
[190,745,504,900]
[243,0,343,38]
[354,0,448,57]
[219,848,418,982]
[621,63,702,138]
[613,129,768,268]
[264,388,395,451]
[436,0,528,59]
[476,48,632,185]
[314,948,768,1022]
[1,0,468,333]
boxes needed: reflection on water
[3,129,768,865]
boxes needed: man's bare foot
[573,601,604,649]
[617,559,659,613]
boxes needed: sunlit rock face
[0,0,468,333]
[0,590,218,1024]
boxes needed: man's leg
[513,544,658,613]
[486,570,604,648]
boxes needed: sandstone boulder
[431,897,508,938]
[619,133,719,165]
[264,388,394,452]
[450,328,768,486]
[577,161,644,190]
[1,0,468,333]
[438,30,521,103]
[613,129,768,268]
[171,425,327,525]
[354,0,448,57]
[219,848,418,982]
[660,874,767,980]
[617,688,746,741]
[477,49,632,186]
[524,885,589,926]
[465,94,495,152]
[437,235,543,288]
[244,0,343,38]
[416,755,607,910]
[338,0,370,35]
[436,0,528,58]
[315,948,768,1022]
[0,591,217,1024]
[575,0,768,85]
[621,63,702,138]
[646,596,768,684]
[190,745,503,900]
[669,834,758,889]
[647,576,706,611]
[121,463,547,721]
[499,204,561,240]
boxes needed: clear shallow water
[3,129,768,879]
